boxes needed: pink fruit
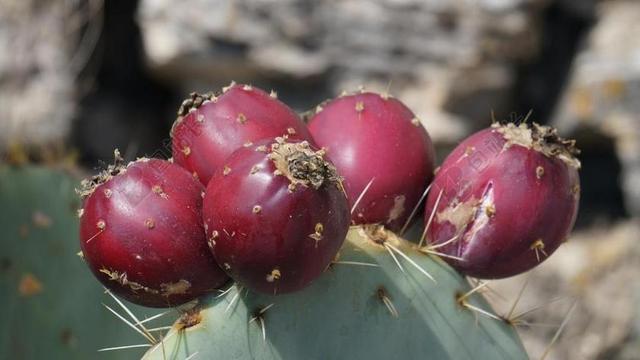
[423,123,581,278]
[171,83,312,185]
[78,153,228,307]
[308,92,435,231]
[202,137,350,294]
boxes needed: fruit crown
[268,137,343,191]
[492,122,581,169]
[76,150,151,199]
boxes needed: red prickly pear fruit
[171,83,312,185]
[423,122,581,278]
[78,153,229,307]
[202,137,350,294]
[307,92,436,232]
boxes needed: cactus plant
[308,92,436,231]
[0,165,168,359]
[203,137,350,294]
[142,226,527,360]
[171,83,312,185]
[79,154,228,307]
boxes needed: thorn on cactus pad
[376,287,398,318]
[331,260,379,267]
[225,286,242,314]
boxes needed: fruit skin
[142,226,527,360]
[79,155,228,307]
[308,92,435,231]
[171,83,312,185]
[424,123,581,279]
[202,138,350,294]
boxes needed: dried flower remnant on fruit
[269,139,341,190]
[492,122,581,169]
[177,92,215,117]
[77,149,125,199]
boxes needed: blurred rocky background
[0,0,638,359]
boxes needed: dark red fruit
[308,92,435,231]
[79,153,228,307]
[423,123,581,278]
[171,83,312,185]
[202,137,350,294]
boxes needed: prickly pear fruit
[308,92,435,231]
[202,137,350,294]
[143,226,527,360]
[424,122,581,278]
[171,83,312,185]
[78,153,228,307]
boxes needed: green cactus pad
[143,226,527,360]
[0,166,168,359]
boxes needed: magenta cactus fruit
[308,92,436,231]
[171,83,312,185]
[423,122,581,278]
[78,153,229,307]
[202,137,350,294]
